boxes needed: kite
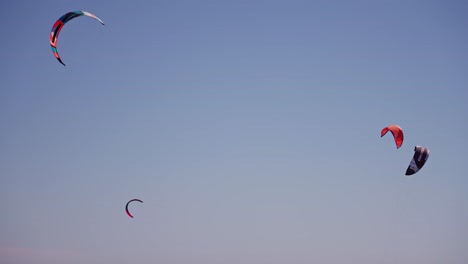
[50,11,105,66]
[381,125,404,149]
[125,199,143,218]
[405,146,430,176]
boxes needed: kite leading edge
[50,11,105,66]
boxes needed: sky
[1,0,467,263]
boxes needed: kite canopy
[405,146,430,176]
[125,199,143,218]
[50,11,105,66]
[381,125,404,149]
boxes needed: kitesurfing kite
[125,199,143,218]
[381,125,404,149]
[50,11,105,66]
[405,146,430,176]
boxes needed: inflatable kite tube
[50,11,105,66]
[125,199,143,218]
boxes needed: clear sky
[1,1,467,263]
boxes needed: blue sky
[1,1,467,263]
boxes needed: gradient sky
[1,1,467,263]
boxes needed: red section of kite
[381,125,404,149]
